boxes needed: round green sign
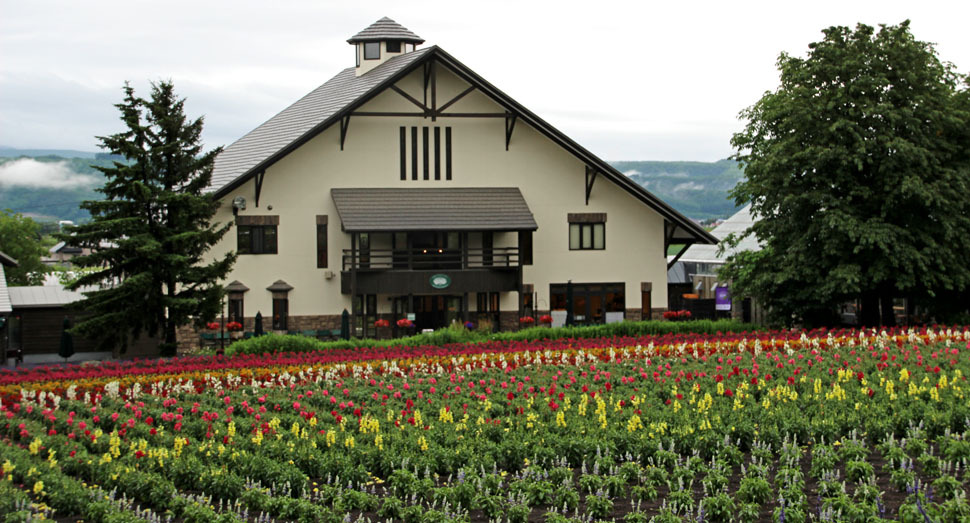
[429,274,451,289]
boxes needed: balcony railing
[342,247,520,271]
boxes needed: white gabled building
[202,17,716,337]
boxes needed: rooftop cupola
[348,17,424,76]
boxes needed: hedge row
[224,319,762,356]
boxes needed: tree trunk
[860,290,880,327]
[880,290,897,328]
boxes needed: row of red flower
[1,326,965,392]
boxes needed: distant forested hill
[0,155,109,223]
[609,159,744,221]
[0,150,743,224]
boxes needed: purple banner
[715,286,731,311]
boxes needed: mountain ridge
[0,150,743,223]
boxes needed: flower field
[2,327,970,522]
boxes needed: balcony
[340,247,521,295]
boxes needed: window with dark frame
[641,290,652,319]
[272,298,288,331]
[569,223,605,250]
[228,296,244,324]
[522,292,534,318]
[363,42,380,60]
[237,225,278,254]
[422,127,429,180]
[354,294,377,337]
[399,127,406,180]
[549,282,624,324]
[568,214,606,251]
[400,126,451,182]
[445,127,452,180]
[518,231,533,265]
[386,40,401,53]
[316,216,328,268]
[640,282,653,321]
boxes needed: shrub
[226,318,763,356]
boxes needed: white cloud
[673,182,706,191]
[0,159,98,189]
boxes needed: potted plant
[518,316,535,330]
[662,310,692,322]
[226,321,243,339]
[538,314,553,326]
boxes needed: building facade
[201,18,716,340]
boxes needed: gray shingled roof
[677,205,760,264]
[332,188,538,232]
[347,17,424,44]
[207,40,717,246]
[209,47,433,193]
[0,264,11,314]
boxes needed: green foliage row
[225,319,761,355]
[0,209,51,285]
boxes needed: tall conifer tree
[64,82,235,356]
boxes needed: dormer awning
[332,187,537,232]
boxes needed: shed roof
[677,205,760,264]
[332,187,538,232]
[49,241,82,254]
[0,251,18,267]
[8,286,84,309]
[347,17,424,44]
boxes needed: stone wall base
[176,306,674,353]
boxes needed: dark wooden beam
[351,111,424,117]
[423,62,432,108]
[437,85,475,112]
[436,112,507,118]
[254,170,265,207]
[350,111,506,118]
[339,115,350,151]
[585,166,598,205]
[430,61,437,122]
[505,112,517,151]
[667,240,694,270]
[389,85,427,111]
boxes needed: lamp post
[219,300,226,356]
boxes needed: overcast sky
[1,0,968,162]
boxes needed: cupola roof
[347,16,424,44]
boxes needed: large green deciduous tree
[724,21,970,327]
[0,209,50,285]
[63,82,235,356]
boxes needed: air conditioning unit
[324,270,335,280]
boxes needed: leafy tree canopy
[723,21,970,327]
[62,81,235,356]
[0,209,50,285]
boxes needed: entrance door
[412,295,462,331]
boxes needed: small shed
[6,285,158,365]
